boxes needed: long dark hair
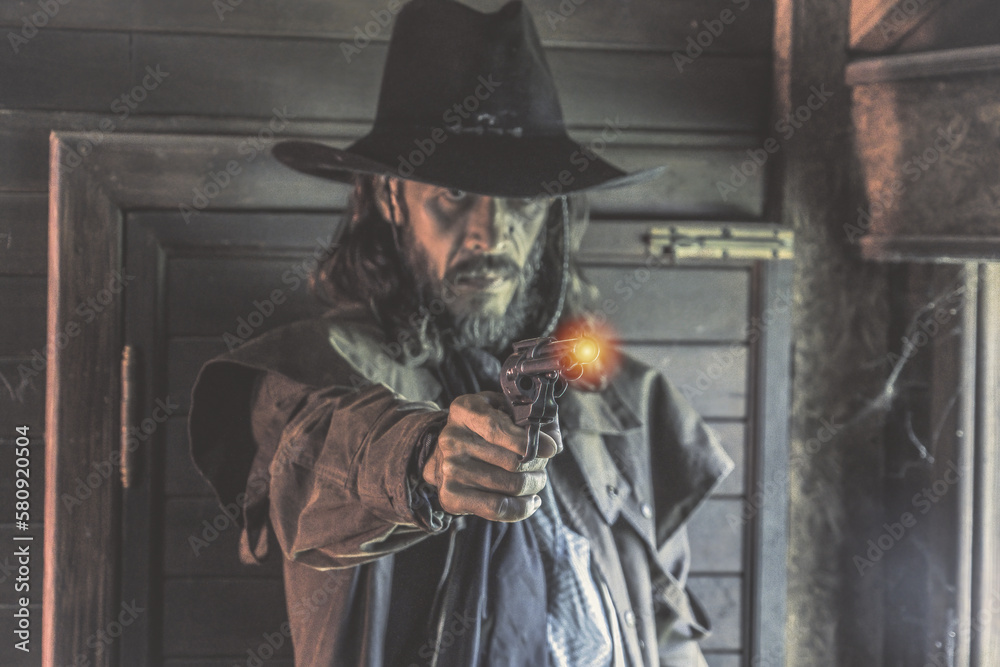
[311,174,599,358]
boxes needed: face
[390,179,551,320]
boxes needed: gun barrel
[515,337,599,375]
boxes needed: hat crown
[375,0,565,137]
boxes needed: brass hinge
[120,345,137,489]
[648,223,794,260]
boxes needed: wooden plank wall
[0,1,774,665]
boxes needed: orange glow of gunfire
[554,318,621,387]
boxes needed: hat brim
[272,132,665,198]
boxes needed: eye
[442,188,468,201]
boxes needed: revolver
[500,336,600,463]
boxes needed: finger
[478,393,559,458]
[531,430,559,460]
[439,486,542,522]
[450,395,529,457]
[439,425,550,473]
[444,458,548,497]
[476,391,508,411]
[540,421,564,455]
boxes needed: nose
[462,196,505,253]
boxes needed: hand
[422,391,560,522]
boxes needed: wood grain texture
[0,111,768,217]
[894,0,1000,54]
[687,575,742,650]
[0,0,773,52]
[0,359,46,435]
[164,660,292,667]
[687,498,746,574]
[703,653,742,667]
[44,139,124,667]
[0,193,47,275]
[130,35,769,131]
[0,30,130,110]
[624,344,748,419]
[849,0,947,52]
[776,0,891,663]
[164,417,215,497]
[851,72,1000,258]
[163,498,284,578]
[584,266,750,342]
[165,256,329,337]
[0,276,46,355]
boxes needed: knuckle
[439,459,458,482]
[495,496,514,521]
[516,457,547,473]
[532,470,547,494]
[437,487,459,514]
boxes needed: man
[189,1,733,665]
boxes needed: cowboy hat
[272,0,664,198]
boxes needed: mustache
[445,254,520,283]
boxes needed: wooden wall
[0,1,776,665]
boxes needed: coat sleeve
[189,357,451,571]
[255,371,452,569]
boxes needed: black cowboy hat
[272,0,664,198]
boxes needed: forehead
[397,179,549,207]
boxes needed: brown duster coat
[189,299,733,666]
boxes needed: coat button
[606,485,618,497]
[624,610,636,627]
[641,503,652,519]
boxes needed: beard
[398,223,547,356]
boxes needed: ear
[372,174,404,226]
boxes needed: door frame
[44,131,345,666]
